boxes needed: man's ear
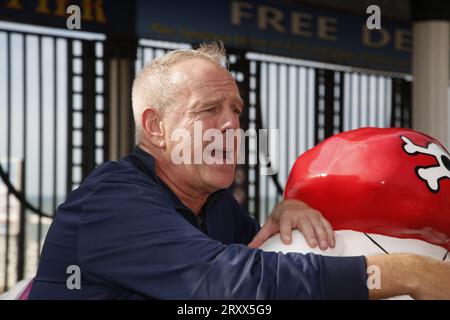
[141,108,166,148]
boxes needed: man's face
[161,58,243,194]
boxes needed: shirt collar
[130,145,232,234]
[131,145,194,212]
[131,145,158,179]
[130,145,226,219]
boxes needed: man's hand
[367,254,450,300]
[248,199,335,250]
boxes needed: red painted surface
[285,128,450,250]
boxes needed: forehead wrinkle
[169,61,241,110]
[187,78,240,102]
[190,76,237,92]
[169,58,233,87]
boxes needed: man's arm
[78,180,367,299]
[366,254,450,300]
[79,180,449,299]
[248,199,450,299]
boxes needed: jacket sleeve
[79,180,369,300]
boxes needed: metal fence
[0,22,107,291]
[246,53,412,225]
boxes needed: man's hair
[132,41,228,143]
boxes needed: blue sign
[136,0,412,73]
[0,0,413,73]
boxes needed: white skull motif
[401,136,450,192]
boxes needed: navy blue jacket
[29,146,368,299]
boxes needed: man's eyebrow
[190,99,222,112]
[193,97,244,110]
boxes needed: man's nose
[218,106,240,133]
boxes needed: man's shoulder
[81,156,160,191]
[63,159,170,211]
[87,158,150,185]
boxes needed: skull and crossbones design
[401,136,450,193]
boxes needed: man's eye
[234,107,242,116]
[203,106,217,113]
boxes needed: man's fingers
[260,200,336,250]
[310,217,329,250]
[298,220,317,248]
[320,217,336,248]
[248,220,277,248]
[279,218,293,245]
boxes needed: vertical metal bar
[305,68,309,148]
[17,34,28,281]
[275,64,280,203]
[348,73,354,130]
[102,41,110,162]
[81,41,96,180]
[366,75,370,126]
[390,79,397,128]
[295,67,300,157]
[338,72,344,133]
[17,161,26,281]
[128,47,136,150]
[264,63,270,220]
[358,74,363,128]
[4,31,11,291]
[401,79,412,128]
[285,65,290,186]
[400,79,405,127]
[67,39,74,193]
[53,38,58,213]
[324,70,334,139]
[353,73,361,129]
[37,35,43,261]
[254,61,261,224]
[314,69,321,145]
[407,80,412,128]
[380,77,386,127]
[116,47,121,157]
[243,54,251,213]
[374,76,379,127]
[385,77,389,127]
[94,42,100,165]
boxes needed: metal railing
[0,22,107,291]
[246,53,412,225]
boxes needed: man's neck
[138,144,209,215]
[156,165,209,215]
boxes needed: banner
[136,0,412,73]
[0,0,413,73]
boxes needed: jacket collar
[131,145,195,212]
[130,145,227,232]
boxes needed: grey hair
[131,42,228,143]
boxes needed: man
[29,43,450,299]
